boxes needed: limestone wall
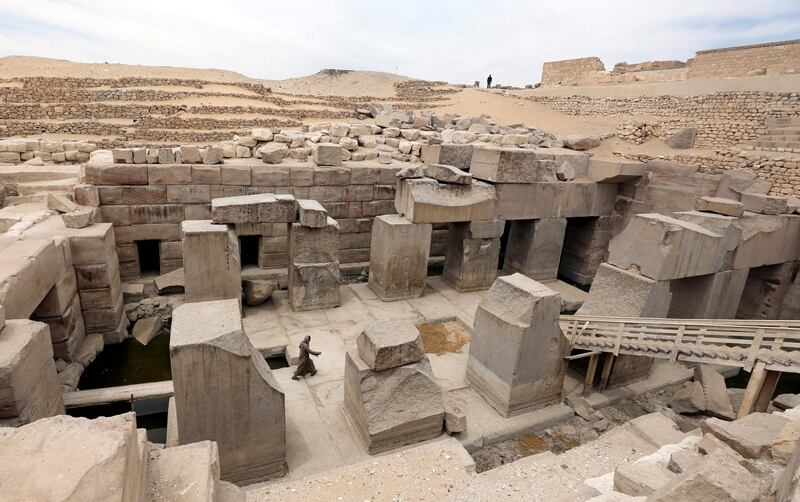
[526,91,800,148]
[84,161,451,279]
[541,57,605,87]
[688,39,800,79]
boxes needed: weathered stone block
[148,165,191,185]
[357,320,424,371]
[588,158,645,183]
[470,146,559,183]
[395,178,496,223]
[608,213,732,280]
[420,143,473,170]
[467,274,568,416]
[503,217,566,281]
[181,221,241,303]
[0,320,64,422]
[578,263,672,318]
[668,269,748,319]
[344,349,444,453]
[732,214,800,269]
[211,194,296,224]
[313,143,343,167]
[368,214,432,301]
[296,199,328,228]
[741,192,789,215]
[423,163,472,185]
[443,222,501,292]
[695,196,744,217]
[288,260,340,311]
[494,182,617,220]
[170,300,286,483]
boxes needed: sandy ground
[0,54,779,158]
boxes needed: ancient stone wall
[540,57,605,87]
[688,39,800,79]
[84,161,450,278]
[526,91,800,148]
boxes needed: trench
[68,322,289,442]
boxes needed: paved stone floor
[241,277,694,480]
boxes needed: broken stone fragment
[562,134,601,150]
[47,193,78,213]
[741,192,789,215]
[556,161,576,181]
[395,165,426,179]
[694,196,744,217]
[693,366,734,420]
[203,147,224,165]
[242,279,277,307]
[356,320,425,371]
[701,412,788,459]
[61,206,97,229]
[155,268,184,295]
[132,315,162,346]
[296,199,328,228]
[259,143,288,164]
[669,381,706,415]
[423,163,472,185]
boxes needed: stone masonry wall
[541,57,605,87]
[84,161,450,279]
[688,39,800,79]
[526,91,800,148]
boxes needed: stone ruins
[0,39,799,501]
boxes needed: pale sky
[1,0,799,86]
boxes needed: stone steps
[14,177,79,196]
[0,164,80,183]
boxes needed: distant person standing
[487,74,493,89]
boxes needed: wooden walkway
[560,315,800,417]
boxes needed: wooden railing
[559,315,800,374]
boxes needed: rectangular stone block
[588,158,645,183]
[558,216,613,286]
[181,220,241,303]
[470,146,559,183]
[668,269,749,319]
[578,263,672,318]
[32,268,78,318]
[130,204,184,224]
[368,215,432,301]
[467,274,568,416]
[122,186,166,205]
[608,213,733,280]
[84,164,147,185]
[420,143,473,170]
[695,196,744,217]
[0,319,64,421]
[495,182,617,220]
[75,258,120,290]
[170,300,286,483]
[503,217,566,281]
[252,165,290,186]
[395,178,497,223]
[741,192,789,215]
[221,165,252,185]
[737,262,799,320]
[313,144,343,167]
[443,222,501,292]
[288,262,341,312]
[288,219,339,264]
[296,199,328,228]
[211,194,296,224]
[147,165,191,185]
[191,165,221,185]
[732,214,800,269]
[166,185,211,204]
[0,239,68,319]
[31,293,82,344]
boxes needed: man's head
[303,335,311,344]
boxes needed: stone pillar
[181,220,241,304]
[344,320,444,453]
[0,320,65,426]
[668,269,749,319]
[577,263,673,387]
[466,274,568,417]
[368,214,432,301]
[503,217,567,281]
[737,261,800,319]
[287,217,341,312]
[170,299,286,483]
[558,215,613,286]
[443,220,504,292]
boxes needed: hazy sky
[1,0,799,86]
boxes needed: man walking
[487,74,493,89]
[292,335,322,380]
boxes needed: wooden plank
[63,380,174,408]
[737,361,767,419]
[598,354,615,391]
[583,353,600,397]
[565,351,601,360]
[754,371,781,413]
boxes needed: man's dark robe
[294,335,320,377]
